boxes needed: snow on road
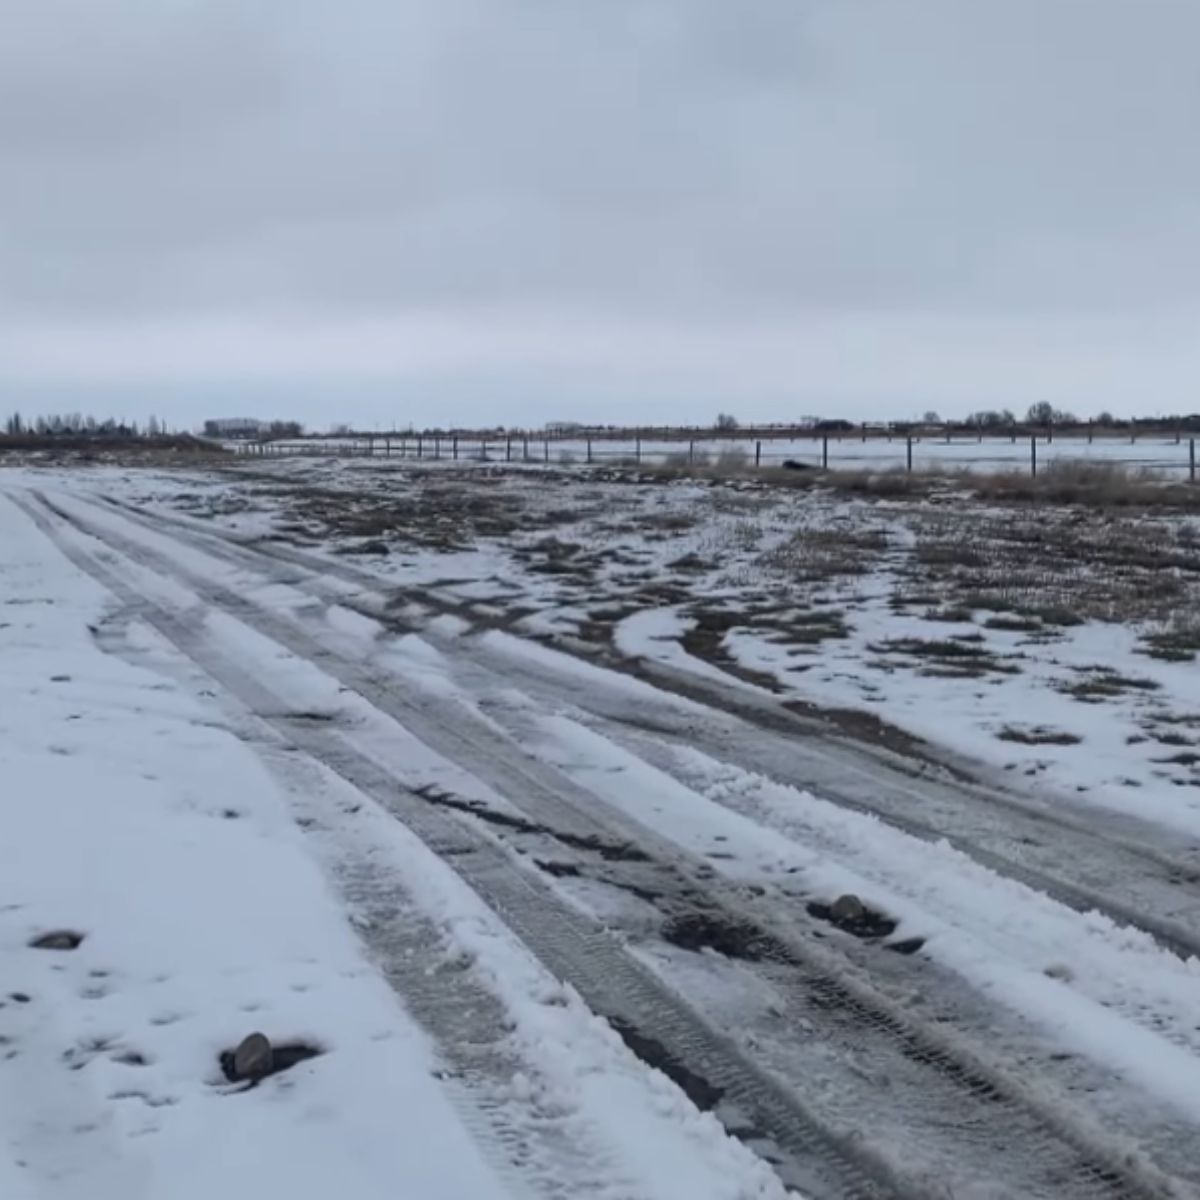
[0,495,506,1200]
[8,462,1200,1195]
[0,485,787,1200]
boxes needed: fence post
[1191,438,1196,483]
[755,440,762,468]
[688,439,695,465]
[544,439,549,463]
[453,436,458,460]
[822,436,829,470]
[506,436,512,462]
[434,436,441,460]
[1088,420,1094,444]
[481,439,488,461]
[1031,435,1038,478]
[1176,425,1182,446]
[636,436,642,464]
[524,436,529,461]
[587,438,593,464]
[906,436,913,473]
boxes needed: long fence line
[234,430,1200,482]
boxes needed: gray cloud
[3,0,1200,425]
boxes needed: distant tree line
[3,412,171,438]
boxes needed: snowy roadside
[0,495,512,1199]
[0,489,788,1200]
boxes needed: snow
[0,497,503,1200]
[518,713,1200,1126]
[0,485,791,1200]
[10,458,1200,1189]
[722,573,1200,841]
[614,608,760,688]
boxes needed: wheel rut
[18,488,1190,1199]
[93,491,1200,965]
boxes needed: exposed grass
[1154,751,1200,767]
[761,526,891,581]
[1057,669,1163,702]
[875,637,992,659]
[969,461,1200,509]
[906,508,1199,626]
[922,605,977,623]
[997,725,1083,746]
[1139,618,1200,663]
[869,635,1023,677]
[983,613,1045,632]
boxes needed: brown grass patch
[997,725,1082,746]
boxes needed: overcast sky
[3,1,1199,430]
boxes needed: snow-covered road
[3,467,1200,1199]
[0,485,787,1200]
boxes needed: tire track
[26,488,1187,1199]
[94,491,1200,965]
[12,491,893,1200]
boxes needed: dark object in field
[28,930,85,951]
[232,1032,273,1080]
[781,459,814,471]
[807,895,899,940]
[219,1034,323,1086]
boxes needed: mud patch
[415,784,650,861]
[806,900,898,941]
[885,937,927,956]
[662,912,794,963]
[607,1017,724,1111]
[534,859,581,878]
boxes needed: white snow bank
[0,496,503,1200]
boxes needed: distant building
[203,418,266,439]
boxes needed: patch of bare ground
[968,461,1200,509]
[1138,618,1200,663]
[1056,668,1163,703]
[903,506,1200,627]
[759,526,891,582]
[869,636,1023,679]
[996,725,1082,747]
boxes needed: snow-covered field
[4,453,1200,1199]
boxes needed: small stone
[233,1032,273,1080]
[1043,963,1074,983]
[830,894,866,924]
[29,930,84,952]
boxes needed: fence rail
[234,431,1200,482]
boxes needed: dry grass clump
[761,526,891,581]
[971,461,1198,508]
